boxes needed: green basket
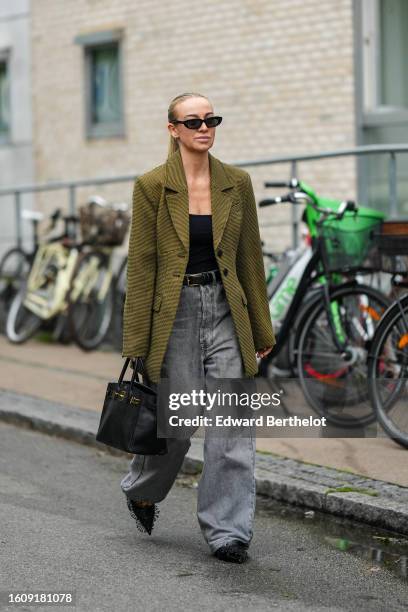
[320,208,385,273]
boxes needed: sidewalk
[1,336,408,535]
[0,335,406,485]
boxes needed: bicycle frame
[70,248,115,304]
[268,249,354,357]
[23,242,80,319]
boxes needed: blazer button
[217,248,223,257]
[223,268,228,276]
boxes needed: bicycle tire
[110,255,127,352]
[258,286,325,379]
[290,281,365,377]
[67,251,115,351]
[368,294,408,448]
[52,312,73,344]
[5,279,43,343]
[0,248,31,330]
[297,283,389,428]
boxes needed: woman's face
[168,97,217,153]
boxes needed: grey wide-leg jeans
[120,274,256,554]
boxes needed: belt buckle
[185,271,216,286]
[202,270,215,284]
[186,274,200,286]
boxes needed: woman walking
[121,92,275,563]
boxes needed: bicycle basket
[319,209,384,273]
[79,202,130,246]
[372,220,408,275]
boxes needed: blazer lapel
[164,148,234,252]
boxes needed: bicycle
[6,196,130,351]
[258,179,390,428]
[261,239,281,284]
[67,196,130,350]
[0,208,63,334]
[367,220,408,448]
[111,254,128,352]
[261,231,316,377]
[6,212,82,344]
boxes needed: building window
[89,45,121,126]
[379,0,408,108]
[74,29,124,139]
[0,56,10,142]
[357,0,408,217]
[362,0,408,118]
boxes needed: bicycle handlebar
[264,179,299,189]
[264,181,289,188]
[259,190,358,221]
[259,195,295,207]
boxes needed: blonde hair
[167,92,211,159]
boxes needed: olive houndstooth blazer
[122,147,276,383]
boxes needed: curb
[1,388,408,536]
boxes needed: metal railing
[1,144,407,250]
[232,144,408,248]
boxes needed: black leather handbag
[96,357,167,455]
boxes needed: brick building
[4,0,408,253]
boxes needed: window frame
[74,29,125,139]
[361,0,408,126]
[0,49,11,145]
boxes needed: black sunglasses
[172,116,223,130]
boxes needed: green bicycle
[258,179,390,428]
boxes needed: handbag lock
[113,390,126,400]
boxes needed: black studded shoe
[213,540,249,564]
[126,498,159,535]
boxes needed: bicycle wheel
[368,294,408,448]
[110,255,127,352]
[5,279,43,343]
[0,248,31,329]
[67,251,115,351]
[52,312,73,344]
[259,286,322,378]
[297,284,389,427]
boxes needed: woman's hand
[256,346,273,359]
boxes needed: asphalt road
[0,423,407,612]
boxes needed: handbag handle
[119,357,145,387]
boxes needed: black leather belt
[183,269,222,286]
